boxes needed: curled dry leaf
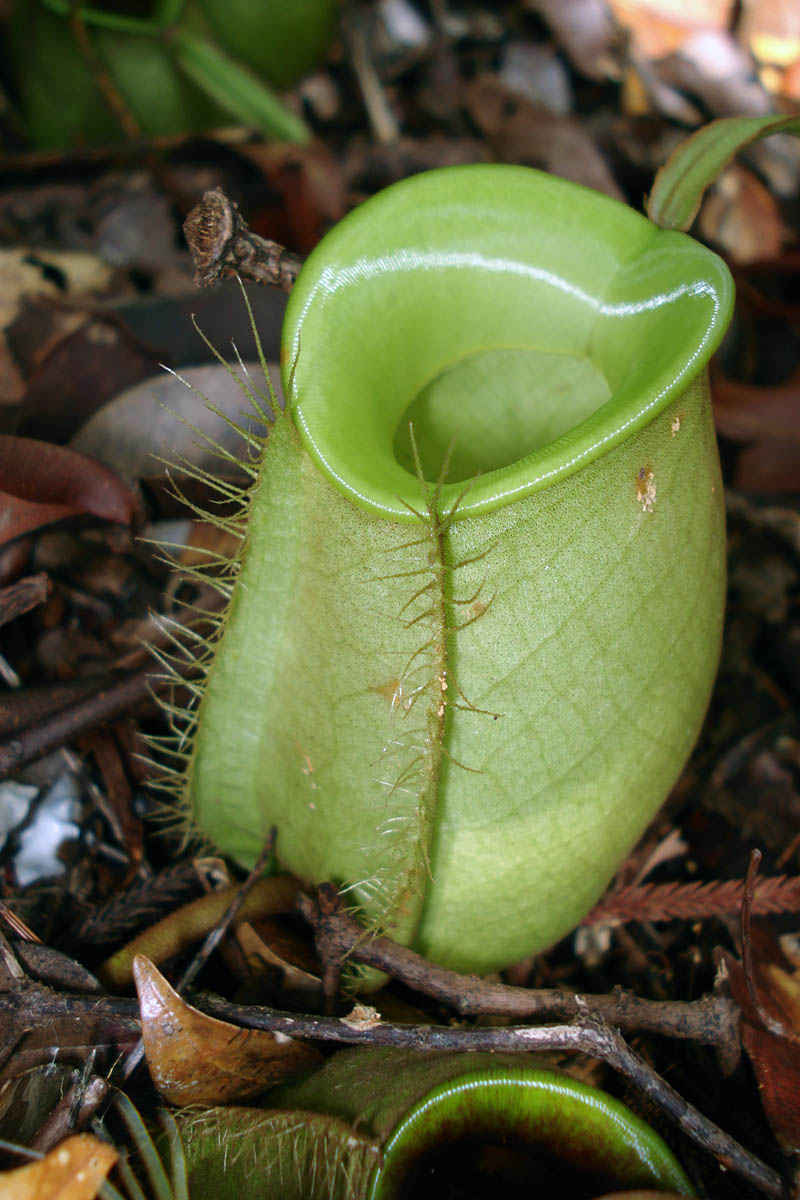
[0,1134,116,1200]
[0,436,139,549]
[133,954,321,1105]
[100,874,301,989]
[722,926,800,1153]
[233,915,323,1008]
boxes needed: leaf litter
[0,2,798,1197]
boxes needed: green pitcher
[180,1049,695,1199]
[172,156,735,977]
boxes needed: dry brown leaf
[0,1135,116,1200]
[723,926,800,1153]
[524,0,622,81]
[234,916,323,1008]
[462,76,624,200]
[607,0,735,58]
[699,164,785,263]
[713,368,800,445]
[712,367,800,492]
[0,436,140,549]
[740,0,800,99]
[133,954,321,1105]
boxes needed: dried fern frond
[583,876,800,925]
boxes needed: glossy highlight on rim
[282,164,734,521]
[368,1067,695,1198]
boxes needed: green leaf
[647,113,800,232]
[38,0,184,36]
[171,30,311,144]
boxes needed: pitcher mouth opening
[283,164,734,521]
[376,1132,618,1200]
[392,346,611,485]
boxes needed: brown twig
[0,664,165,781]
[68,9,140,142]
[29,1055,108,1154]
[183,189,304,291]
[297,886,740,1051]
[317,884,345,1014]
[0,980,784,1197]
[176,829,277,993]
[0,986,140,1073]
[0,574,51,629]
[196,993,786,1199]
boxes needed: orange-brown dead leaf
[740,0,800,99]
[723,924,800,1153]
[133,954,321,1105]
[0,436,140,549]
[234,915,323,1008]
[0,1135,116,1200]
[607,0,735,58]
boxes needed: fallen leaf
[239,142,348,252]
[734,437,800,493]
[0,1134,116,1200]
[234,915,323,1008]
[654,30,772,119]
[133,954,321,1104]
[0,436,140,549]
[70,363,279,481]
[699,164,785,263]
[463,76,624,200]
[740,0,800,99]
[713,368,800,444]
[17,315,160,443]
[712,367,800,492]
[0,338,25,425]
[723,925,800,1152]
[607,0,735,59]
[524,0,621,81]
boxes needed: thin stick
[0,665,166,780]
[297,886,740,1051]
[0,574,51,628]
[175,829,277,992]
[197,994,787,1200]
